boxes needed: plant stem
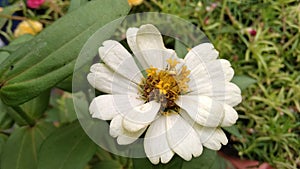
[11,106,35,127]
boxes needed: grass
[133,0,300,168]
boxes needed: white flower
[87,24,242,164]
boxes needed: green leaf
[20,90,50,119]
[92,160,123,169]
[181,148,226,169]
[175,40,188,58]
[9,34,35,46]
[0,134,7,159]
[56,75,73,92]
[37,121,97,169]
[0,51,9,64]
[223,125,243,139]
[0,122,55,169]
[0,99,24,127]
[231,75,256,90]
[0,106,13,130]
[0,34,34,54]
[0,0,130,106]
[68,0,89,12]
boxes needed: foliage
[137,0,300,168]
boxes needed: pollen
[139,58,190,113]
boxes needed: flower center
[139,58,191,112]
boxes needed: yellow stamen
[139,58,190,114]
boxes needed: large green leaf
[0,122,55,169]
[0,0,130,106]
[68,0,89,12]
[37,121,96,169]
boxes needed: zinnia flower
[88,24,242,164]
[27,0,45,9]
[128,0,143,6]
[14,20,43,38]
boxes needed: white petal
[87,63,138,94]
[98,40,143,83]
[126,27,148,69]
[123,101,161,132]
[184,43,219,69]
[136,24,178,69]
[166,114,203,161]
[110,115,146,145]
[220,59,234,81]
[220,103,238,126]
[187,59,232,93]
[89,94,144,120]
[194,126,228,150]
[144,116,174,164]
[176,95,224,127]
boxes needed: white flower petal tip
[221,104,239,127]
[109,115,146,145]
[98,40,142,83]
[144,116,174,164]
[184,43,219,66]
[166,114,203,161]
[196,127,228,150]
[123,101,161,132]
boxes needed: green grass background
[133,0,300,168]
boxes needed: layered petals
[144,115,174,164]
[122,101,161,132]
[166,113,203,161]
[89,94,144,120]
[99,40,143,83]
[110,115,146,145]
[87,63,138,94]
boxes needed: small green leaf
[92,160,123,169]
[0,122,55,169]
[231,75,256,90]
[223,125,243,139]
[37,121,96,169]
[175,40,188,58]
